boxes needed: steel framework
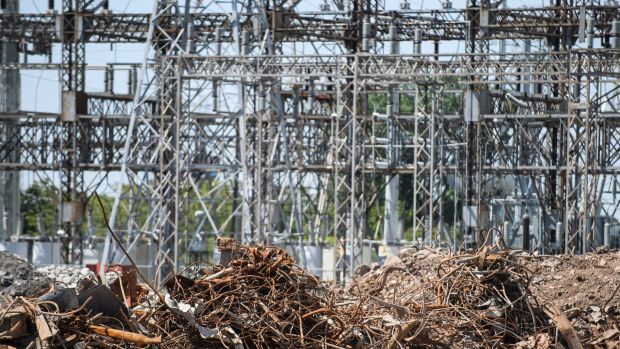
[2,0,620,278]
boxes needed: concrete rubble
[36,265,96,289]
[1,242,620,348]
[0,251,50,297]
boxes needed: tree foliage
[20,180,59,237]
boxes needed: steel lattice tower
[2,0,620,279]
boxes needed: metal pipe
[503,221,510,244]
[523,40,531,94]
[127,68,133,95]
[212,26,222,112]
[215,26,223,52]
[186,21,194,53]
[241,30,251,55]
[587,18,594,48]
[522,214,530,251]
[613,20,620,49]
[131,66,137,95]
[104,66,110,93]
[506,93,528,108]
[212,80,218,112]
[389,24,398,54]
[362,19,371,52]
[556,221,563,250]
[109,65,114,93]
[414,29,422,54]
[604,222,610,248]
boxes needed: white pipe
[505,92,528,108]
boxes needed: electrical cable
[29,0,41,13]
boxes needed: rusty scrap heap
[155,243,343,348]
[1,241,618,348]
[343,249,579,348]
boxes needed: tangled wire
[1,242,582,349]
[156,245,345,348]
[342,247,567,349]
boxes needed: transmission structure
[2,0,620,277]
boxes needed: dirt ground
[524,253,620,309]
[525,252,620,345]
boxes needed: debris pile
[0,251,50,297]
[2,242,620,348]
[346,246,620,348]
[0,241,349,348]
[37,265,96,288]
[150,241,345,348]
[344,247,576,348]
[524,253,620,347]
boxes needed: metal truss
[3,4,619,45]
[3,0,620,277]
[154,45,620,270]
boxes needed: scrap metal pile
[1,241,618,348]
[344,248,582,348]
[150,239,344,348]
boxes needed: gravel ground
[37,265,97,289]
[0,251,99,296]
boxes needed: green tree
[20,180,120,238]
[20,180,59,237]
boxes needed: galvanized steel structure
[2,0,620,277]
